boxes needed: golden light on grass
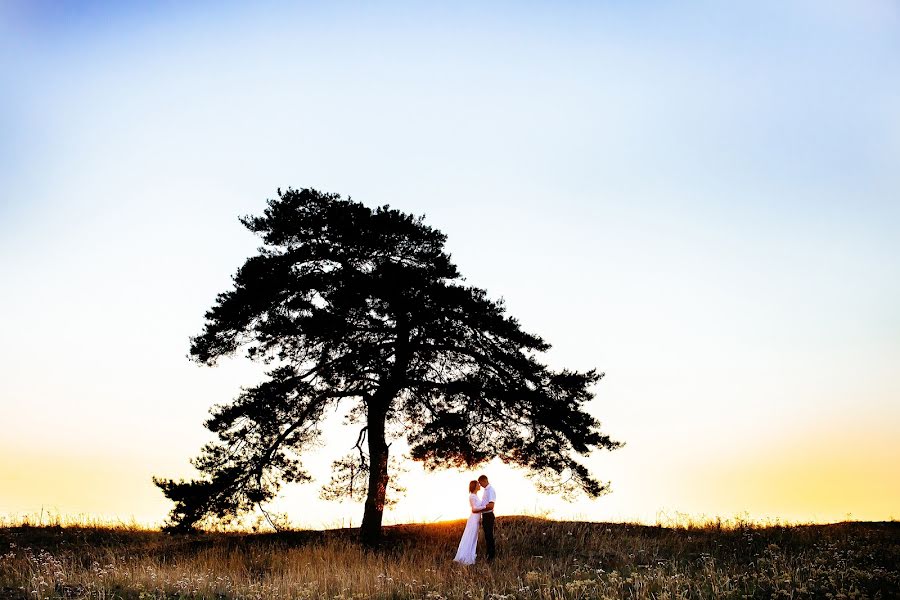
[1,518,897,599]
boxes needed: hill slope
[1,517,898,598]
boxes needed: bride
[453,480,487,565]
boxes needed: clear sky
[1,1,898,528]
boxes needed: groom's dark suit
[482,512,495,560]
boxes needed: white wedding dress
[453,493,485,565]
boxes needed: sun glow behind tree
[154,189,620,543]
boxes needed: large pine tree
[154,188,621,545]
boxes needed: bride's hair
[468,480,478,493]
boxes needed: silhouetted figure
[478,474,497,561]
[453,480,486,565]
[154,188,622,546]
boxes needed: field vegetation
[1,516,897,599]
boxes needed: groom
[477,474,496,562]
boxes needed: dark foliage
[154,188,621,542]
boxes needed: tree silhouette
[154,188,622,545]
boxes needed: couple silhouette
[453,474,496,565]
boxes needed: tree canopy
[154,188,621,544]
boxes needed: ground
[1,517,898,599]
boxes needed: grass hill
[1,516,897,598]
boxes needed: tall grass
[1,516,897,599]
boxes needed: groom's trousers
[482,512,496,561]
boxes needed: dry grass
[1,516,897,599]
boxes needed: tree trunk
[360,318,410,546]
[360,404,390,546]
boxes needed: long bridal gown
[453,493,485,565]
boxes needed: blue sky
[1,1,898,526]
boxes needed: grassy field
[0,517,897,599]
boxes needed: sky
[1,0,898,528]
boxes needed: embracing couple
[453,474,496,565]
